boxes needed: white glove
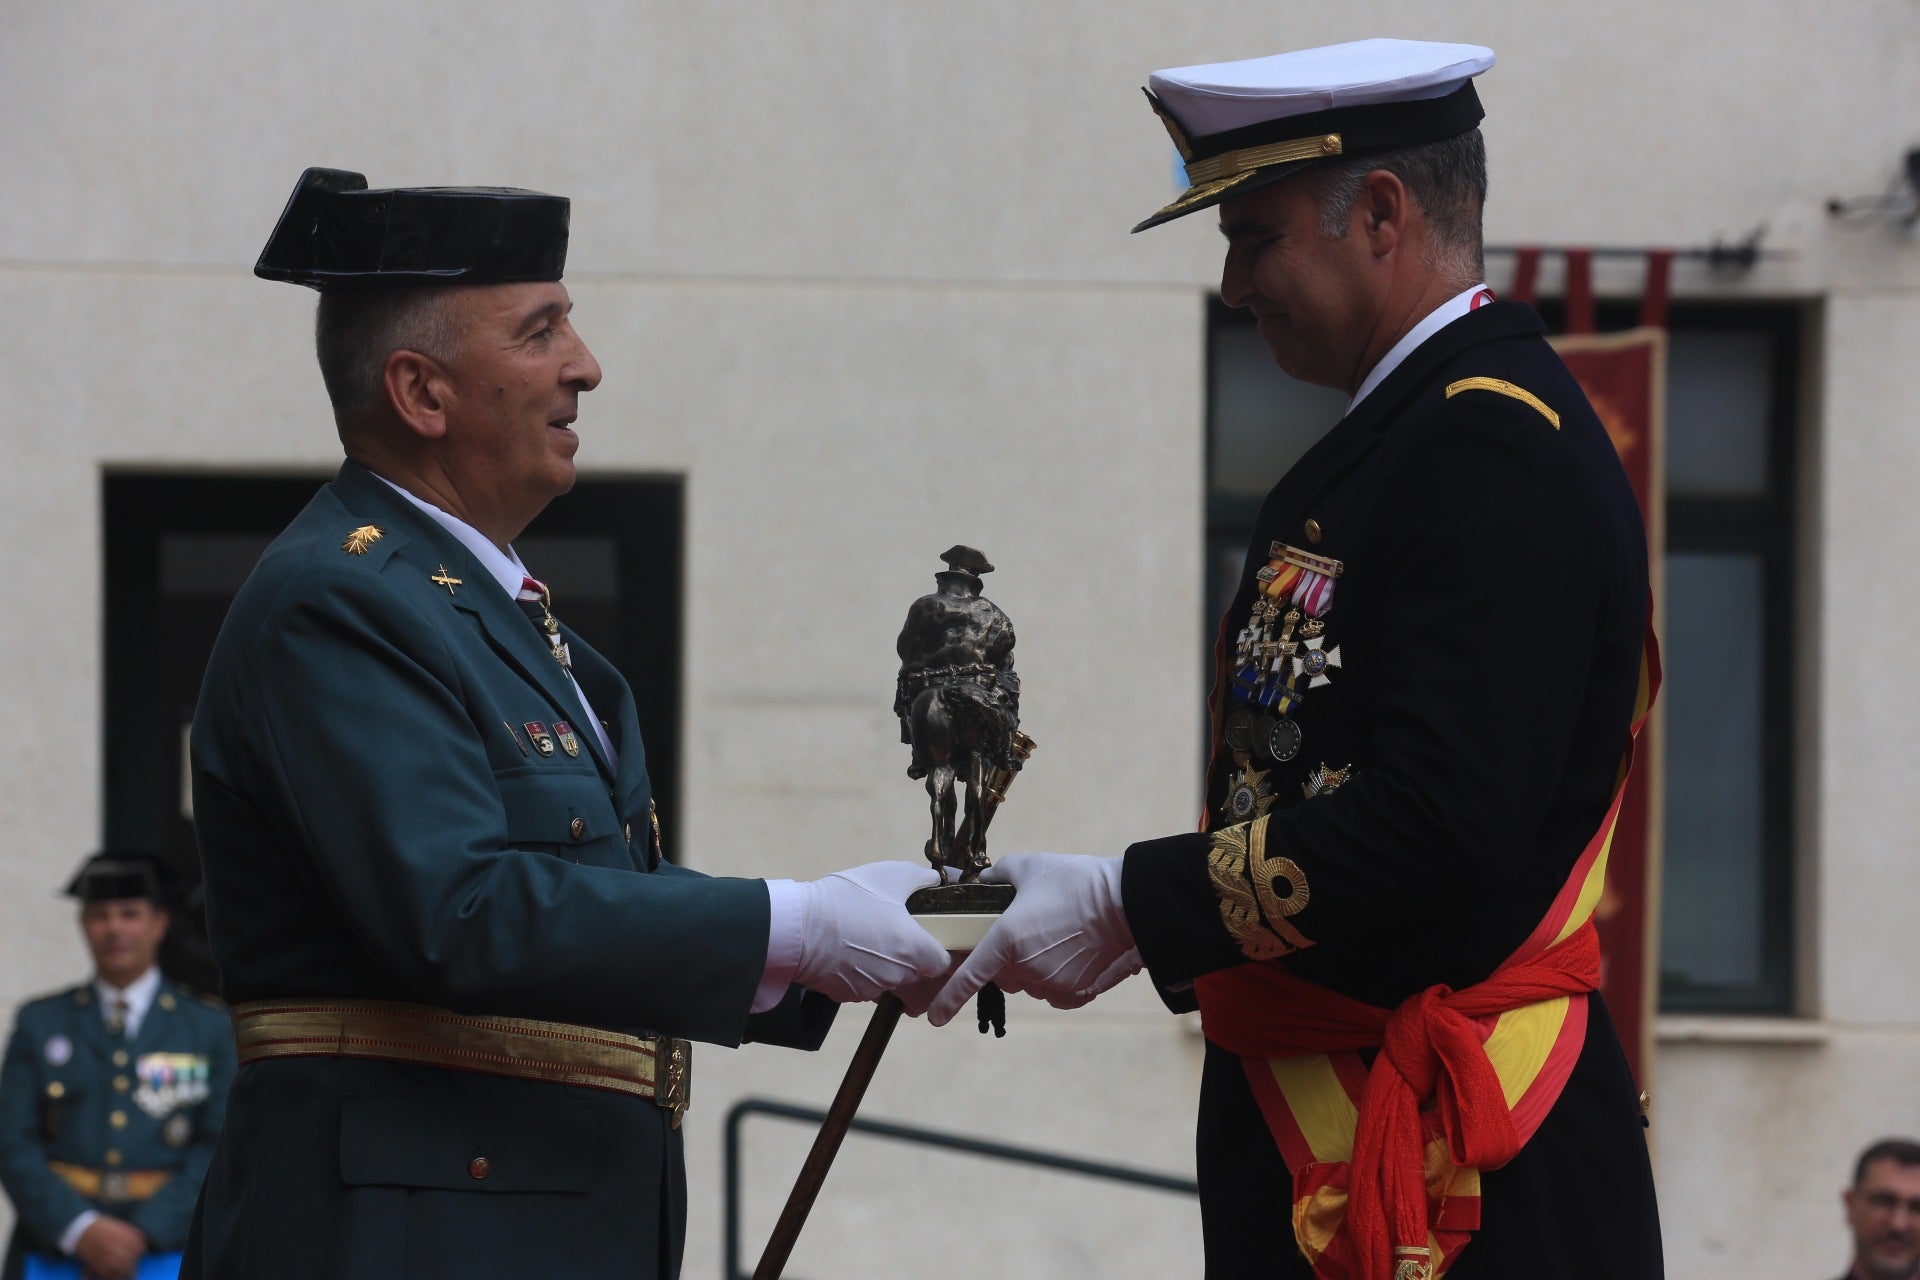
[792,862,948,1004]
[1047,946,1144,1011]
[890,957,965,1019]
[927,853,1134,1027]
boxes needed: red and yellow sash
[1194,620,1659,1279]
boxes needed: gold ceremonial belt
[231,997,692,1127]
[49,1162,171,1204]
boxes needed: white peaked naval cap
[1135,38,1496,233]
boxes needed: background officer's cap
[1135,38,1495,232]
[255,167,570,291]
[64,852,171,907]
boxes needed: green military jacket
[0,977,233,1277]
[182,462,830,1279]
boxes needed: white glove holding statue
[786,861,949,1004]
[927,853,1137,1027]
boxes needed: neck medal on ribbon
[1220,541,1344,824]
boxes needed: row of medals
[1220,543,1345,824]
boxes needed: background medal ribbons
[134,1051,210,1117]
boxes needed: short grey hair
[313,286,461,429]
[1313,128,1488,283]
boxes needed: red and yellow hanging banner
[1544,248,1670,1090]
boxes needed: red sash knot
[1198,922,1602,1279]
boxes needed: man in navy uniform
[182,170,949,1279]
[934,40,1664,1278]
[0,854,234,1280]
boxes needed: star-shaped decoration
[1292,636,1343,689]
[1222,764,1275,823]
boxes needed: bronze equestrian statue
[894,546,1029,883]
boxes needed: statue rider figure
[894,546,1022,881]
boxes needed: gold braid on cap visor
[1182,132,1344,187]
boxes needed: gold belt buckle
[654,1036,691,1128]
[99,1170,130,1204]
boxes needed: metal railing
[722,1097,1198,1280]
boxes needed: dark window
[1205,298,1802,1014]
[1650,305,1801,1014]
[102,471,685,995]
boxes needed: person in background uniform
[0,854,234,1280]
[932,39,1663,1278]
[1838,1139,1920,1280]
[181,170,948,1280]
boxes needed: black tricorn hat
[255,167,570,291]
[64,852,171,906]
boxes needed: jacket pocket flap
[339,1095,598,1193]
[493,769,617,846]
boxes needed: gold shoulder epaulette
[1444,377,1560,430]
[342,524,385,555]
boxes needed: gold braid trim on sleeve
[1249,816,1311,924]
[1208,818,1314,960]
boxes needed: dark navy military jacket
[1122,303,1664,1278]
[0,977,233,1278]
[182,462,831,1280]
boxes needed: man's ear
[384,348,453,442]
[1360,169,1410,257]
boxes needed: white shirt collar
[372,473,531,599]
[95,966,162,1038]
[1348,283,1493,411]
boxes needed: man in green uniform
[181,170,947,1279]
[0,854,234,1280]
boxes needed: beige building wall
[3,3,1917,1275]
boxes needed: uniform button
[1305,518,1324,544]
[469,1157,491,1180]
[114,1075,130,1092]
[45,1082,65,1099]
[110,1111,128,1129]
[112,1051,129,1067]
[104,1150,123,1167]
[569,817,587,841]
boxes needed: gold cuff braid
[1208,816,1313,959]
